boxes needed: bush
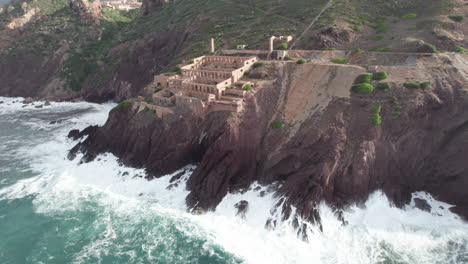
[371,104,383,125]
[371,35,384,41]
[370,45,393,52]
[420,81,432,89]
[354,73,373,84]
[370,22,389,33]
[321,48,336,51]
[393,105,402,111]
[424,43,440,53]
[277,43,288,50]
[331,57,348,64]
[351,83,374,94]
[253,62,263,68]
[296,59,306,64]
[402,13,417,19]
[145,96,153,103]
[112,100,132,111]
[242,84,252,91]
[389,97,398,104]
[404,82,421,89]
[406,25,417,30]
[225,85,234,89]
[271,120,283,129]
[142,106,156,114]
[352,48,364,53]
[372,71,388,80]
[376,82,390,90]
[448,15,464,22]
[244,70,250,75]
[452,45,467,53]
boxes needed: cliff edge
[69,51,468,230]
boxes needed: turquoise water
[0,97,467,264]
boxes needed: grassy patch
[271,120,283,129]
[420,81,432,89]
[352,48,364,53]
[402,13,417,19]
[277,43,288,50]
[351,83,374,94]
[370,45,393,52]
[371,35,384,41]
[242,83,252,91]
[369,22,389,33]
[371,104,383,126]
[424,43,440,53]
[112,100,132,111]
[452,45,467,53]
[406,25,417,30]
[253,62,263,68]
[330,57,348,64]
[296,59,306,64]
[321,48,336,51]
[448,15,464,22]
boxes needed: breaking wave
[0,97,466,264]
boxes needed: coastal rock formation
[71,52,468,227]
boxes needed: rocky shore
[69,52,468,230]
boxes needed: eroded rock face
[69,0,101,23]
[70,53,468,228]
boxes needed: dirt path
[289,0,334,50]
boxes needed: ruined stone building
[140,55,258,116]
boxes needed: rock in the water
[22,97,33,104]
[44,101,51,106]
[35,104,43,108]
[414,198,432,212]
[234,200,249,218]
[67,129,80,139]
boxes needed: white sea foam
[0,99,467,264]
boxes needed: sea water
[0,97,467,264]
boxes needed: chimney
[210,38,215,53]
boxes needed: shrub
[244,70,250,75]
[393,105,402,111]
[253,62,263,68]
[296,59,306,64]
[225,85,234,89]
[421,81,432,89]
[331,57,348,64]
[376,82,390,90]
[321,48,336,51]
[402,13,417,19]
[452,45,467,53]
[389,97,398,104]
[371,35,384,41]
[372,71,388,81]
[393,111,401,117]
[112,100,132,111]
[142,106,156,114]
[277,43,288,50]
[271,120,283,129]
[242,84,252,91]
[145,96,153,103]
[371,104,383,125]
[406,25,417,30]
[352,48,364,53]
[351,83,374,94]
[371,45,393,52]
[404,82,421,89]
[354,73,373,84]
[370,22,389,33]
[424,43,440,53]
[448,15,464,22]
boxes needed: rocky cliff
[69,52,468,230]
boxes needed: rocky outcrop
[69,0,101,23]
[70,52,468,228]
